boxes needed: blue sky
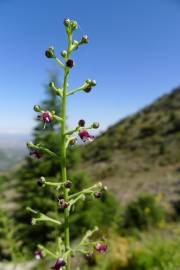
[0,0,180,135]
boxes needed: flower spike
[26,19,107,270]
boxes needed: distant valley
[0,134,29,171]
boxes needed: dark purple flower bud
[30,150,43,159]
[95,243,108,254]
[51,258,66,270]
[58,199,69,210]
[34,250,43,260]
[78,119,86,127]
[66,59,75,68]
[37,176,46,187]
[42,111,53,123]
[79,129,94,142]
[65,180,72,189]
[94,191,102,199]
[92,122,100,129]
[81,35,89,44]
[64,18,71,27]
[83,86,92,93]
[45,47,55,58]
[86,253,94,260]
[85,253,96,266]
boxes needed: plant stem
[60,32,72,270]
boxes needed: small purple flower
[30,150,43,159]
[34,250,43,260]
[51,258,66,270]
[59,199,69,210]
[65,180,72,189]
[94,191,102,199]
[85,253,96,266]
[95,243,108,254]
[79,129,94,142]
[41,111,53,123]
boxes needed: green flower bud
[26,141,34,149]
[81,35,89,44]
[61,50,67,58]
[91,80,97,86]
[45,47,55,58]
[92,122,100,129]
[33,105,41,112]
[49,81,55,88]
[85,79,92,85]
[71,20,78,31]
[69,137,77,146]
[72,40,79,50]
[37,176,46,187]
[64,18,71,27]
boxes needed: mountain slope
[81,87,180,202]
[0,134,27,171]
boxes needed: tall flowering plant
[27,19,107,270]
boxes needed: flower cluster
[27,18,107,270]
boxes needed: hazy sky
[0,0,180,134]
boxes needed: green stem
[60,32,72,270]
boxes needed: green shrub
[124,234,180,270]
[122,194,165,231]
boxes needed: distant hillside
[81,87,180,202]
[0,134,28,171]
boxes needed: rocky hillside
[81,87,180,202]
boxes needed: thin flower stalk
[27,18,107,270]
